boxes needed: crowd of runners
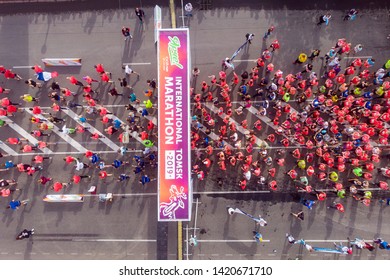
[0,6,388,251]
[0,60,159,196]
[190,9,390,217]
[0,8,158,239]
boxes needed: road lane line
[233,59,257,62]
[24,110,88,153]
[0,140,18,156]
[194,190,271,194]
[198,240,270,243]
[84,187,388,197]
[61,109,121,152]
[280,100,380,147]
[192,123,234,149]
[12,65,33,68]
[122,62,152,65]
[104,111,158,152]
[1,116,53,154]
[203,102,267,148]
[343,56,372,59]
[170,0,176,28]
[8,150,123,156]
[72,239,156,242]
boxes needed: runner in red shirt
[101,72,112,83]
[52,181,67,192]
[63,156,76,164]
[38,176,52,185]
[31,65,43,73]
[99,170,113,179]
[66,76,84,86]
[94,64,105,74]
[4,69,22,80]
[6,138,26,145]
[71,175,91,184]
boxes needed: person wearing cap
[245,33,255,44]
[334,242,353,254]
[184,3,193,17]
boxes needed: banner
[157,29,191,221]
[230,40,249,61]
[43,194,84,202]
[154,5,162,43]
[42,58,82,66]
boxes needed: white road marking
[8,150,118,156]
[194,190,271,194]
[198,239,270,243]
[61,109,121,152]
[107,111,158,152]
[192,123,234,149]
[204,102,267,147]
[72,239,156,242]
[122,62,152,65]
[84,186,384,197]
[12,65,33,68]
[1,116,53,154]
[24,110,88,153]
[343,56,372,59]
[233,59,257,62]
[0,140,18,156]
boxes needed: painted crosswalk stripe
[107,112,157,152]
[203,102,267,148]
[24,110,88,153]
[0,116,53,154]
[122,62,152,65]
[280,101,381,147]
[192,123,233,149]
[61,109,121,152]
[197,239,270,243]
[0,140,18,156]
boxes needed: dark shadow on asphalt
[23,238,33,260]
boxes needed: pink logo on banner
[158,29,191,221]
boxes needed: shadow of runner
[23,238,33,260]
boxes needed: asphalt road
[0,1,389,260]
